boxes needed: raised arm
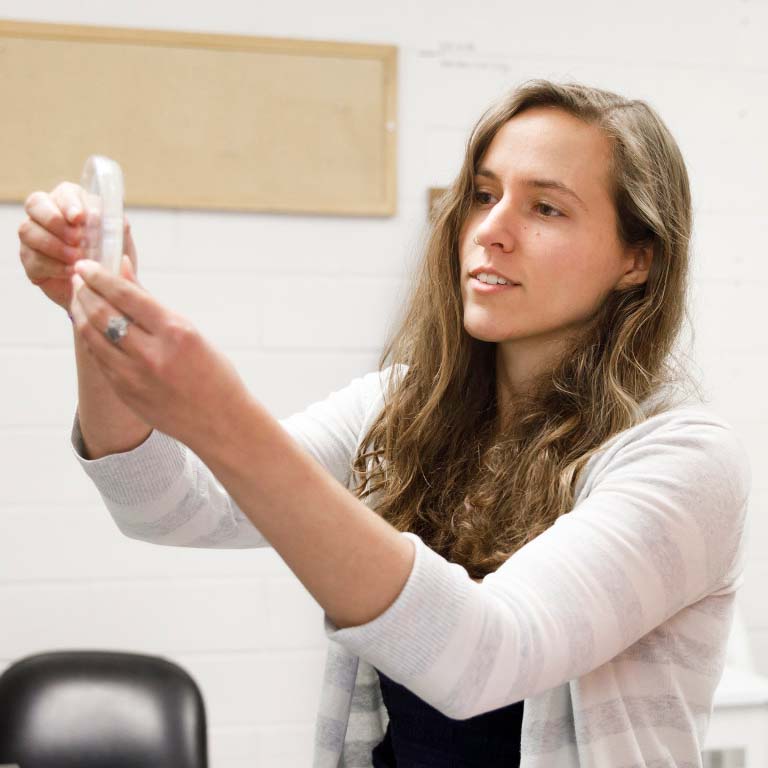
[322,409,752,719]
[18,183,154,459]
[71,365,403,548]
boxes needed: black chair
[0,650,207,768]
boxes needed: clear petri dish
[81,155,124,275]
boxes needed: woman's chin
[464,323,516,343]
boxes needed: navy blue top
[371,669,523,767]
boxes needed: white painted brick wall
[1,1,766,765]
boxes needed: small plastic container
[80,155,124,275]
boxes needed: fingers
[18,217,81,265]
[73,259,165,334]
[123,217,139,272]
[19,184,85,294]
[119,254,143,292]
[23,186,83,246]
[71,273,154,361]
[18,195,82,288]
[19,242,75,285]
[69,276,137,391]
[50,181,88,227]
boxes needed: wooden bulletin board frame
[0,20,398,216]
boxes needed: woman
[18,79,751,767]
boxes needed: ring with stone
[104,315,131,344]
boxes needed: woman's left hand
[70,257,249,448]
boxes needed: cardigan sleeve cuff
[323,531,481,692]
[70,407,188,506]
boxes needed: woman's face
[458,106,650,354]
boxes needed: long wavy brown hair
[351,79,702,580]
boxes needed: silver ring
[104,315,131,344]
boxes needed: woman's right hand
[18,181,137,311]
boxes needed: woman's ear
[617,242,654,289]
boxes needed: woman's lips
[469,276,521,293]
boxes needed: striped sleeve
[323,410,752,720]
[70,365,400,548]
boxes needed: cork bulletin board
[0,20,398,215]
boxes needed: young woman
[18,79,751,767]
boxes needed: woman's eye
[472,192,563,217]
[473,191,496,205]
[535,202,563,218]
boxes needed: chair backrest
[0,650,207,768]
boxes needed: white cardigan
[70,364,752,767]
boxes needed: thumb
[120,254,140,285]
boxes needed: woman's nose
[473,201,517,253]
